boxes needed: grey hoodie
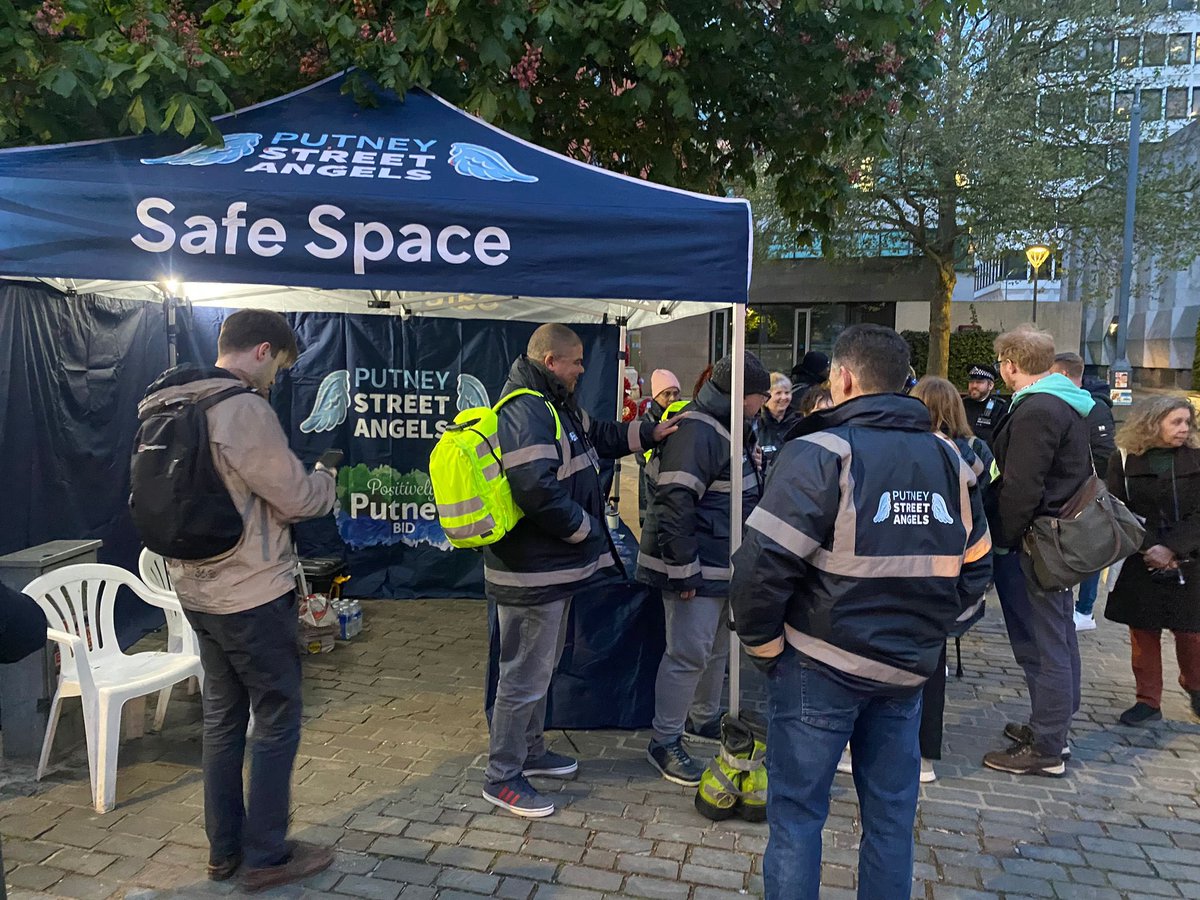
[138,371,335,614]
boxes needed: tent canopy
[0,72,751,318]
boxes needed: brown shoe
[240,842,334,893]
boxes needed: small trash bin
[298,557,349,600]
[0,540,102,760]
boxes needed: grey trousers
[652,591,730,743]
[486,597,571,784]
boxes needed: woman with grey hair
[1105,394,1200,725]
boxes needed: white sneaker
[920,758,937,783]
[836,745,853,775]
[1074,611,1097,632]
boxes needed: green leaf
[49,68,77,98]
[479,35,507,69]
[126,94,147,132]
[337,14,354,39]
[630,36,661,69]
[177,100,197,136]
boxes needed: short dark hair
[217,309,299,364]
[832,325,911,394]
[1052,351,1085,381]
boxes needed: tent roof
[0,73,750,312]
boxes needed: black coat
[0,582,47,664]
[1083,380,1117,477]
[962,393,1009,448]
[1105,446,1200,632]
[755,405,800,471]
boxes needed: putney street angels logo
[872,491,954,526]
[448,143,538,183]
[141,133,262,166]
[300,370,351,434]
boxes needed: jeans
[1075,570,1101,616]
[184,593,302,869]
[764,649,922,900]
[485,598,571,784]
[994,550,1080,756]
[652,592,729,742]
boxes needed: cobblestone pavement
[2,587,1199,900]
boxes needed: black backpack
[130,369,255,560]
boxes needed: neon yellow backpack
[430,389,562,549]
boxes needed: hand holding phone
[317,449,344,470]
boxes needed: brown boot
[240,841,334,893]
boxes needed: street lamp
[1025,244,1051,324]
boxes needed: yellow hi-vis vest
[430,388,562,549]
[643,399,690,462]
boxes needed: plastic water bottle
[336,601,353,640]
[350,599,363,637]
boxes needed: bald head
[528,323,585,393]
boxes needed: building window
[1065,41,1088,71]
[1192,90,1200,118]
[1088,92,1112,122]
[1170,0,1195,10]
[1143,34,1167,66]
[1169,33,1193,65]
[1117,36,1140,67]
[1141,88,1164,119]
[1147,0,1169,12]
[1091,37,1113,68]
[1167,87,1190,118]
[1115,91,1135,118]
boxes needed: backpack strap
[495,388,562,440]
[194,385,257,412]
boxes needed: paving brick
[5,865,67,891]
[616,854,679,879]
[373,858,441,885]
[681,863,748,889]
[521,839,584,863]
[490,854,559,882]
[555,864,624,891]
[437,868,502,894]
[623,874,692,899]
[334,874,404,900]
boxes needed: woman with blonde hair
[1105,394,1200,725]
[756,372,799,470]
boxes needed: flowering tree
[1,0,948,230]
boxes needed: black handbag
[1022,463,1146,592]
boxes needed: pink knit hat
[650,369,681,398]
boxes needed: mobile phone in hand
[318,449,344,469]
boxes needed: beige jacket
[138,374,335,614]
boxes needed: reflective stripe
[812,550,964,579]
[637,552,702,580]
[785,625,927,687]
[745,635,785,658]
[964,533,992,564]
[436,497,485,518]
[476,439,497,458]
[956,596,985,623]
[504,444,559,469]
[485,552,616,587]
[708,479,732,494]
[701,565,732,581]
[564,517,591,544]
[627,421,643,453]
[681,410,732,442]
[558,451,596,480]
[970,455,985,477]
[482,461,501,480]
[799,431,853,457]
[443,515,497,540]
[746,507,823,560]
[657,470,707,496]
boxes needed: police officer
[961,363,1009,448]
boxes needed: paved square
[2,588,1199,899]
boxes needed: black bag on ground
[130,368,254,560]
[1022,473,1145,591]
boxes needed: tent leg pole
[728,303,746,719]
[611,319,628,515]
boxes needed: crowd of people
[128,311,1200,896]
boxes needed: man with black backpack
[132,309,338,891]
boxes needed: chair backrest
[22,564,150,669]
[138,548,175,595]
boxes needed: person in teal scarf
[982,325,1095,778]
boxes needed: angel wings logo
[871,491,954,527]
[301,370,351,434]
[141,133,262,166]
[448,143,538,183]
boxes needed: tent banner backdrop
[0,74,751,305]
[0,283,169,644]
[177,306,620,598]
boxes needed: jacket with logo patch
[482,356,657,606]
[138,366,336,615]
[730,394,993,692]
[637,382,764,597]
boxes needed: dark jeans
[764,649,922,900]
[1075,570,1101,616]
[919,643,948,760]
[994,550,1080,756]
[184,593,302,869]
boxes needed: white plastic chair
[138,548,197,694]
[23,563,203,813]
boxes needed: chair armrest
[45,627,85,652]
[44,628,97,694]
[135,586,185,615]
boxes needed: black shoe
[684,716,722,743]
[1118,702,1163,726]
[982,742,1066,777]
[647,738,704,787]
[1190,691,1200,719]
[1003,722,1071,759]
[207,855,242,881]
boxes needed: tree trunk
[927,260,956,377]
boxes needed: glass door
[793,309,812,361]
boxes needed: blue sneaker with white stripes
[483,776,555,818]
